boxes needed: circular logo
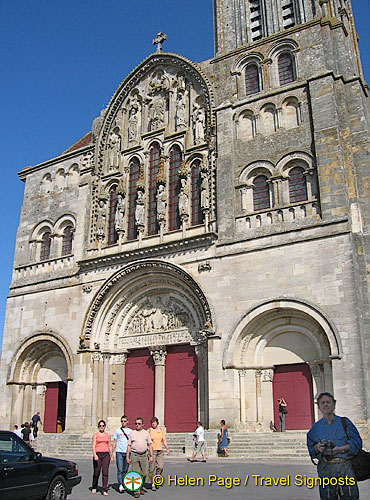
[123,471,144,492]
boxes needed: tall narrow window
[245,64,260,96]
[289,167,307,203]
[191,161,203,226]
[40,232,51,260]
[253,175,270,210]
[127,158,140,241]
[107,186,118,245]
[168,146,182,231]
[148,144,160,236]
[62,226,73,256]
[278,52,295,85]
[249,0,263,41]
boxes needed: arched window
[191,160,203,226]
[40,232,51,260]
[245,64,260,96]
[127,158,140,241]
[289,167,307,203]
[61,226,74,256]
[168,146,182,231]
[278,52,295,85]
[148,144,161,236]
[107,185,118,245]
[253,175,270,210]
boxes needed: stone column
[238,369,246,427]
[102,354,111,422]
[110,354,128,422]
[150,346,167,424]
[91,352,102,427]
[255,369,262,425]
[195,342,208,427]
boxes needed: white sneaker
[152,484,157,491]
[119,484,124,493]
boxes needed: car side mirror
[34,452,42,462]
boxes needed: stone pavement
[64,457,370,499]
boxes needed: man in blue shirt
[307,392,362,500]
[113,415,132,493]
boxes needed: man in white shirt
[187,421,207,463]
[112,415,132,493]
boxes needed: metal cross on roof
[152,32,167,53]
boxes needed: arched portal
[8,332,72,433]
[82,260,215,431]
[223,299,340,430]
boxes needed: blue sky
[0,0,369,348]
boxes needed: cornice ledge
[79,232,218,272]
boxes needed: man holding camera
[307,392,362,500]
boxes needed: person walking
[126,417,153,498]
[278,398,287,432]
[92,420,113,496]
[307,392,361,500]
[21,422,32,443]
[187,421,207,463]
[31,411,42,438]
[219,420,229,457]
[112,415,132,493]
[148,417,170,491]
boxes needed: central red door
[44,382,59,433]
[125,349,154,427]
[273,363,314,430]
[165,345,198,432]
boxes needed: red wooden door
[273,363,314,430]
[165,345,198,432]
[125,349,154,428]
[44,382,59,433]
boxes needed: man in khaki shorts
[187,421,207,462]
[127,417,153,497]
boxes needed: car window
[0,434,33,463]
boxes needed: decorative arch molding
[231,52,264,75]
[239,161,275,185]
[95,52,215,175]
[222,298,342,369]
[81,260,216,351]
[268,39,299,60]
[276,151,314,174]
[8,331,74,384]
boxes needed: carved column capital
[110,353,128,365]
[238,369,247,378]
[150,345,167,366]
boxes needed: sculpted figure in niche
[178,178,189,216]
[200,171,210,210]
[114,193,126,231]
[149,98,165,131]
[193,106,206,143]
[108,128,121,169]
[128,103,139,142]
[175,92,186,129]
[156,184,167,222]
[135,190,145,227]
[96,199,106,239]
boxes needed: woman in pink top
[92,420,113,495]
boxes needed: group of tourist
[13,411,42,444]
[92,415,169,497]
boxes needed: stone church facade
[1,0,370,435]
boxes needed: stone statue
[97,199,106,239]
[149,97,165,131]
[175,92,186,129]
[128,104,138,142]
[135,190,145,227]
[156,184,167,221]
[178,178,189,216]
[200,171,210,209]
[108,129,121,169]
[114,193,126,231]
[193,106,206,143]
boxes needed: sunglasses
[99,424,105,427]
[135,422,142,425]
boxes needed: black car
[0,430,81,499]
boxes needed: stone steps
[35,430,310,460]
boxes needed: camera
[320,440,335,459]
